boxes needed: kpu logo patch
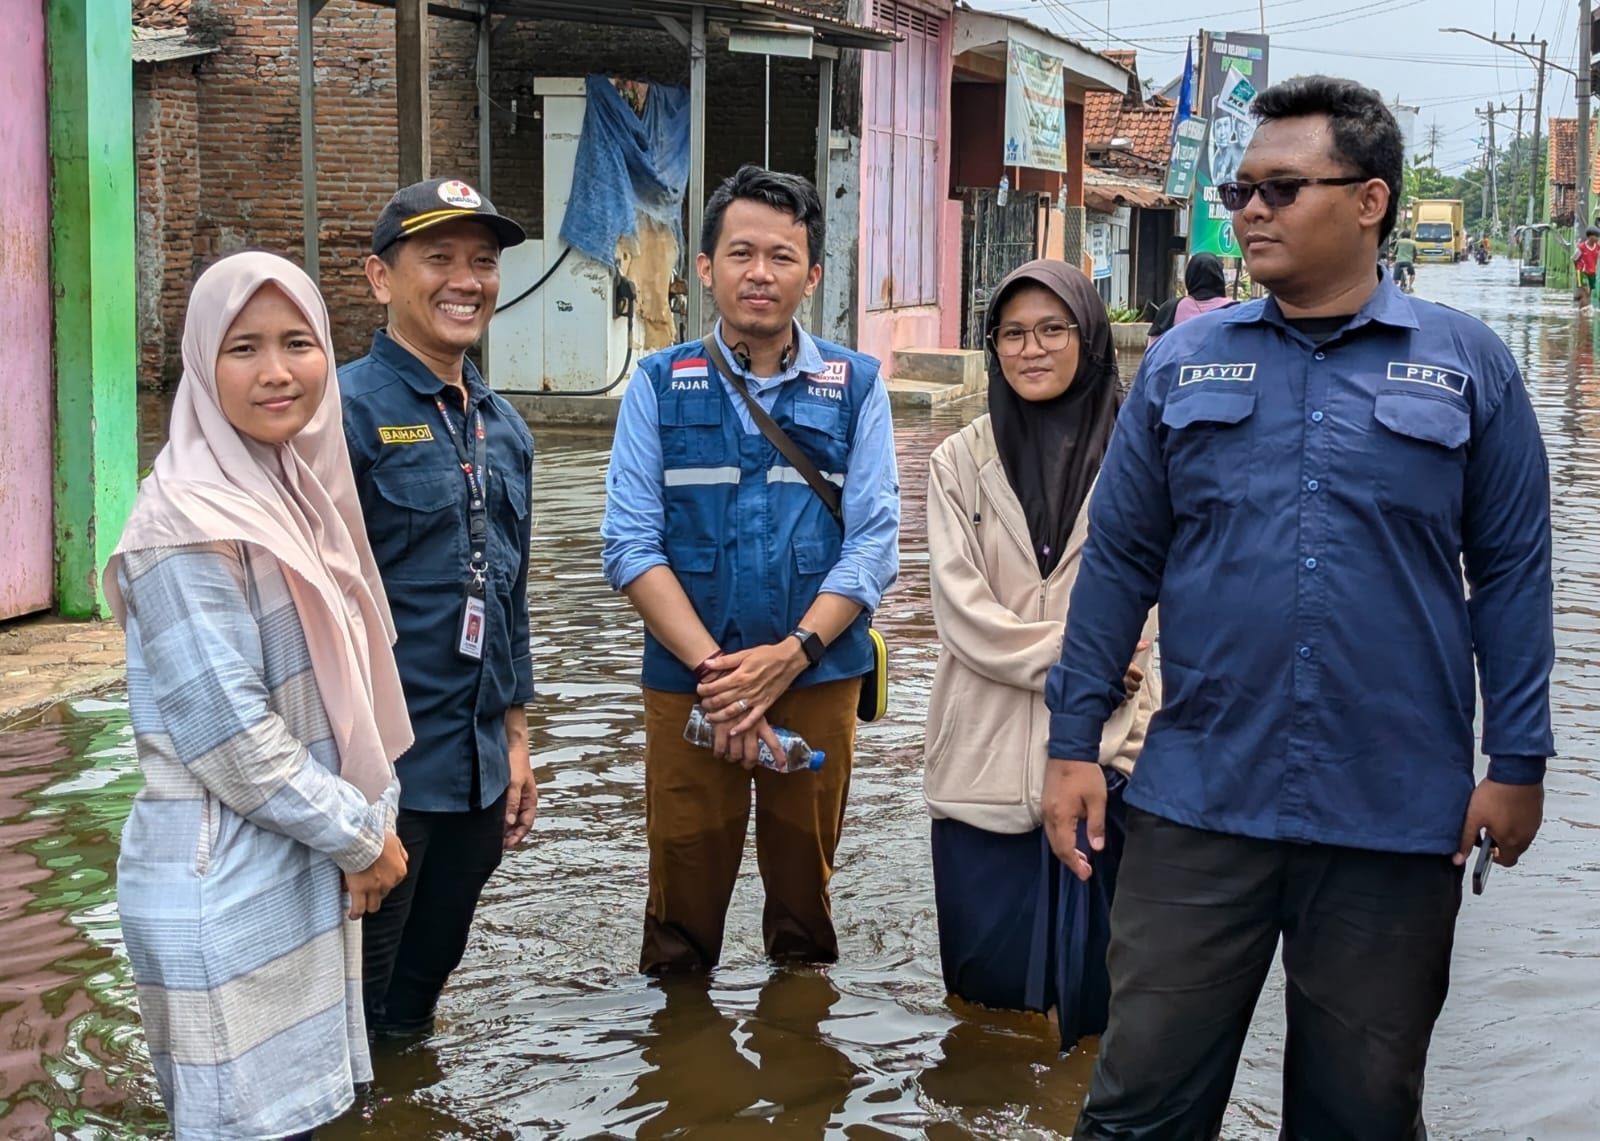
[670,358,711,391]
[437,180,482,209]
[1386,362,1468,396]
[378,424,434,445]
[811,360,848,386]
[1177,363,1257,386]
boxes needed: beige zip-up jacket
[923,415,1159,834]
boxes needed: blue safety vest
[640,338,877,693]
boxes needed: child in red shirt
[1574,227,1600,310]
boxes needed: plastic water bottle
[682,705,825,773]
[997,174,1010,207]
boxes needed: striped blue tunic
[116,542,398,1140]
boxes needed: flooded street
[4,261,1600,1139]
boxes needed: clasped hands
[342,830,407,920]
[696,639,810,769]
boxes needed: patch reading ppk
[1387,362,1468,396]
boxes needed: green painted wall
[48,0,137,618]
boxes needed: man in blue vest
[602,165,900,973]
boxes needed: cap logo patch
[438,180,482,209]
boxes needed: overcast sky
[969,0,1587,174]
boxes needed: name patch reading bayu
[378,425,434,444]
[671,359,711,391]
[1177,363,1257,386]
[1386,362,1468,396]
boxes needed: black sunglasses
[1216,176,1369,212]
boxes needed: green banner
[1190,32,1269,258]
[1164,116,1207,199]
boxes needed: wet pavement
[2,260,1598,1139]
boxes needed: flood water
[4,261,1599,1139]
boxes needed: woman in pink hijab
[105,252,413,1140]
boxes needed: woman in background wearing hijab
[106,252,413,1139]
[921,260,1160,1053]
[1147,252,1234,341]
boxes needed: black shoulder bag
[700,338,888,722]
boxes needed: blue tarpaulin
[559,75,691,269]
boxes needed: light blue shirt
[602,321,900,611]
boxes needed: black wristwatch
[789,627,825,668]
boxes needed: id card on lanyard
[435,393,490,661]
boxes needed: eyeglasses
[1215,176,1369,212]
[989,320,1078,357]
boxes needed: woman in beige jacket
[923,259,1158,1052]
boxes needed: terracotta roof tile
[1084,90,1174,165]
[1547,117,1600,223]
[133,0,189,29]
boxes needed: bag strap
[702,337,843,526]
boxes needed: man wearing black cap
[341,177,537,1038]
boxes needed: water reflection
[6,261,1600,1138]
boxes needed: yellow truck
[1413,199,1465,262]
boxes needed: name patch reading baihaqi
[378,425,435,445]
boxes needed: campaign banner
[1191,31,1269,257]
[1089,220,1113,280]
[1164,116,1208,199]
[1003,35,1068,172]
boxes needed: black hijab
[985,259,1120,577]
[1184,252,1227,301]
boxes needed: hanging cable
[495,245,572,314]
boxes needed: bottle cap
[808,752,826,770]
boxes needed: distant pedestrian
[342,177,538,1039]
[106,252,413,1139]
[602,166,900,973]
[1573,225,1599,310]
[922,258,1158,1051]
[1146,252,1233,341]
[1048,75,1552,1138]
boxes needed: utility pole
[1510,94,1525,256]
[1488,102,1500,234]
[1580,0,1593,244]
[1530,37,1547,261]
[1425,121,1443,166]
[1481,105,1492,223]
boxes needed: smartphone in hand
[1472,831,1495,896]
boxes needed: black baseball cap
[371,177,526,255]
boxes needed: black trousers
[1074,809,1463,1141]
[361,794,506,1036]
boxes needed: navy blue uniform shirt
[1047,275,1554,854]
[342,329,535,812]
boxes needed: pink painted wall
[859,4,956,368]
[0,4,55,619]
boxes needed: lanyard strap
[434,394,490,587]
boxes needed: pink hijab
[104,251,412,803]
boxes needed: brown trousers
[640,677,859,974]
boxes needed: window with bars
[863,2,944,311]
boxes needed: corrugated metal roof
[132,25,218,64]
[447,0,897,51]
[1084,166,1178,212]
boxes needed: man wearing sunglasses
[1043,75,1552,1137]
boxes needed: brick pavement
[0,617,127,722]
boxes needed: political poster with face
[1191,32,1270,258]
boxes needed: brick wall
[134,1,839,383]
[485,19,822,253]
[181,0,481,365]
[133,63,200,389]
